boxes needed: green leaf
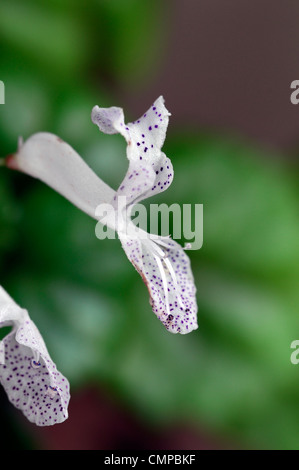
[0,1,88,81]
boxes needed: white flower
[0,286,70,426]
[6,97,198,334]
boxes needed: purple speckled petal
[113,151,174,211]
[119,227,198,334]
[92,96,170,162]
[91,106,126,136]
[114,160,155,208]
[92,97,173,206]
[140,152,174,201]
[0,287,70,426]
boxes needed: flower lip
[119,225,198,335]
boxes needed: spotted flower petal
[92,96,170,160]
[118,224,198,334]
[92,96,173,207]
[6,132,115,220]
[0,286,70,426]
[113,152,174,214]
[90,106,126,136]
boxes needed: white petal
[0,286,70,426]
[137,151,174,201]
[119,227,198,334]
[91,106,126,136]
[112,152,174,214]
[113,160,156,209]
[92,96,171,163]
[6,133,115,220]
[92,97,173,207]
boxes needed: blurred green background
[0,0,299,450]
